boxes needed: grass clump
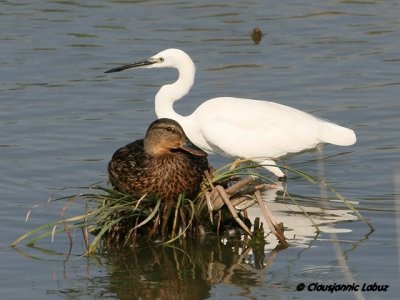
[10,161,371,255]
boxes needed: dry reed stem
[204,173,287,245]
[254,190,288,246]
[208,177,257,211]
[215,185,252,236]
[225,177,255,194]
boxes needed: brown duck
[108,118,209,236]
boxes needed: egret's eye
[159,57,164,62]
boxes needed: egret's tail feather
[321,121,356,146]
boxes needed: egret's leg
[229,158,242,170]
[260,159,286,179]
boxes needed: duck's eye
[165,126,173,132]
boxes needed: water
[1,0,399,299]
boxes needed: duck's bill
[105,59,155,73]
[179,139,207,157]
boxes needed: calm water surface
[1,0,399,299]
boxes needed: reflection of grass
[10,161,371,255]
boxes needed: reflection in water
[99,238,280,300]
[247,183,358,249]
[92,183,359,299]
[12,183,367,300]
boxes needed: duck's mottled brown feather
[108,139,208,202]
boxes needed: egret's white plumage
[105,48,356,178]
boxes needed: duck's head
[144,118,207,157]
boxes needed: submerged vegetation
[10,161,372,255]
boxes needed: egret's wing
[196,97,321,158]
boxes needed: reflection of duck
[108,118,209,235]
[102,239,279,299]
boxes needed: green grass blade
[131,197,161,230]
[10,220,62,247]
[86,216,124,255]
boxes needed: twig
[225,177,254,194]
[216,186,252,236]
[254,190,288,246]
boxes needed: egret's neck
[155,59,195,122]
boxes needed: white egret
[105,48,356,179]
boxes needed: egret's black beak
[105,59,155,73]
